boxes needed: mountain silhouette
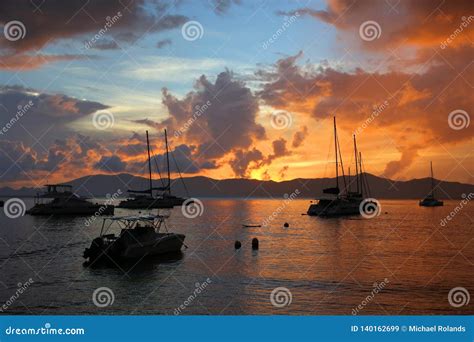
[1,173,472,199]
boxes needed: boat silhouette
[419,161,444,207]
[307,117,377,217]
[26,184,114,216]
[118,129,191,209]
[83,213,185,265]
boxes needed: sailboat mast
[353,135,359,194]
[146,130,153,197]
[165,129,171,195]
[430,161,435,197]
[334,117,339,189]
[359,151,363,196]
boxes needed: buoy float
[234,241,241,249]
[251,238,259,250]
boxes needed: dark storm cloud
[94,155,127,172]
[0,0,188,53]
[0,86,108,143]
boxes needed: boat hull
[26,204,114,216]
[419,199,443,207]
[117,197,189,209]
[83,232,185,264]
[307,198,362,217]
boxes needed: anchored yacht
[307,117,377,217]
[26,184,114,216]
[419,161,443,207]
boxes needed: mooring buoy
[251,238,259,250]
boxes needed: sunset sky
[0,0,472,188]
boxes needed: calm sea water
[0,198,472,315]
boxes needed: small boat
[118,130,190,209]
[83,213,185,264]
[26,184,114,216]
[419,161,443,207]
[242,224,262,228]
[307,117,377,217]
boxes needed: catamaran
[26,184,114,216]
[419,161,443,207]
[83,213,185,264]
[307,117,376,217]
[118,129,190,209]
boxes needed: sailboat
[307,117,376,217]
[419,161,443,207]
[118,130,190,209]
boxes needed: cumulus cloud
[159,70,266,174]
[257,0,473,180]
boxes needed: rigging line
[170,148,190,198]
[336,133,347,193]
[149,145,166,189]
[360,155,371,197]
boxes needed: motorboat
[26,184,114,216]
[83,213,185,264]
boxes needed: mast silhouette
[334,117,338,190]
[146,130,153,197]
[165,129,171,196]
[430,161,435,197]
[353,135,359,194]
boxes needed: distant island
[1,173,472,199]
